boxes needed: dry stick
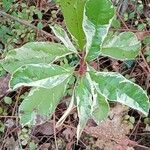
[132,132,150,135]
[140,50,150,73]
[130,2,148,32]
[12,88,22,116]
[14,89,23,148]
[129,115,142,139]
[53,114,58,150]
[133,143,150,150]
[0,88,22,149]
[111,28,150,33]
[0,10,59,42]
[116,12,129,29]
[0,115,18,118]
[137,60,149,74]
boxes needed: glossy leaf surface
[10,64,73,89]
[19,77,69,126]
[75,78,91,140]
[90,71,149,116]
[91,93,109,124]
[101,32,141,60]
[1,42,72,73]
[85,73,109,124]
[83,0,114,61]
[59,0,86,49]
[51,25,77,53]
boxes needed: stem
[78,52,87,77]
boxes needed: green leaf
[75,78,91,140]
[83,0,115,61]
[59,0,86,49]
[51,25,77,53]
[10,64,73,90]
[85,73,109,124]
[143,35,150,45]
[2,0,14,11]
[37,22,43,30]
[91,93,109,124]
[19,77,69,126]
[111,18,121,29]
[1,42,72,73]
[101,32,141,60]
[89,70,149,116]
[4,97,12,105]
[37,11,43,20]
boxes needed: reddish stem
[78,52,87,77]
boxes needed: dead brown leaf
[33,121,54,136]
[62,128,75,141]
[135,32,150,41]
[85,105,135,150]
[4,137,19,150]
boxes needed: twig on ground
[110,28,150,33]
[0,88,22,149]
[53,114,58,150]
[140,51,150,73]
[0,10,59,42]
[0,116,18,118]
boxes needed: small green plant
[0,0,149,139]
[0,1,41,50]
